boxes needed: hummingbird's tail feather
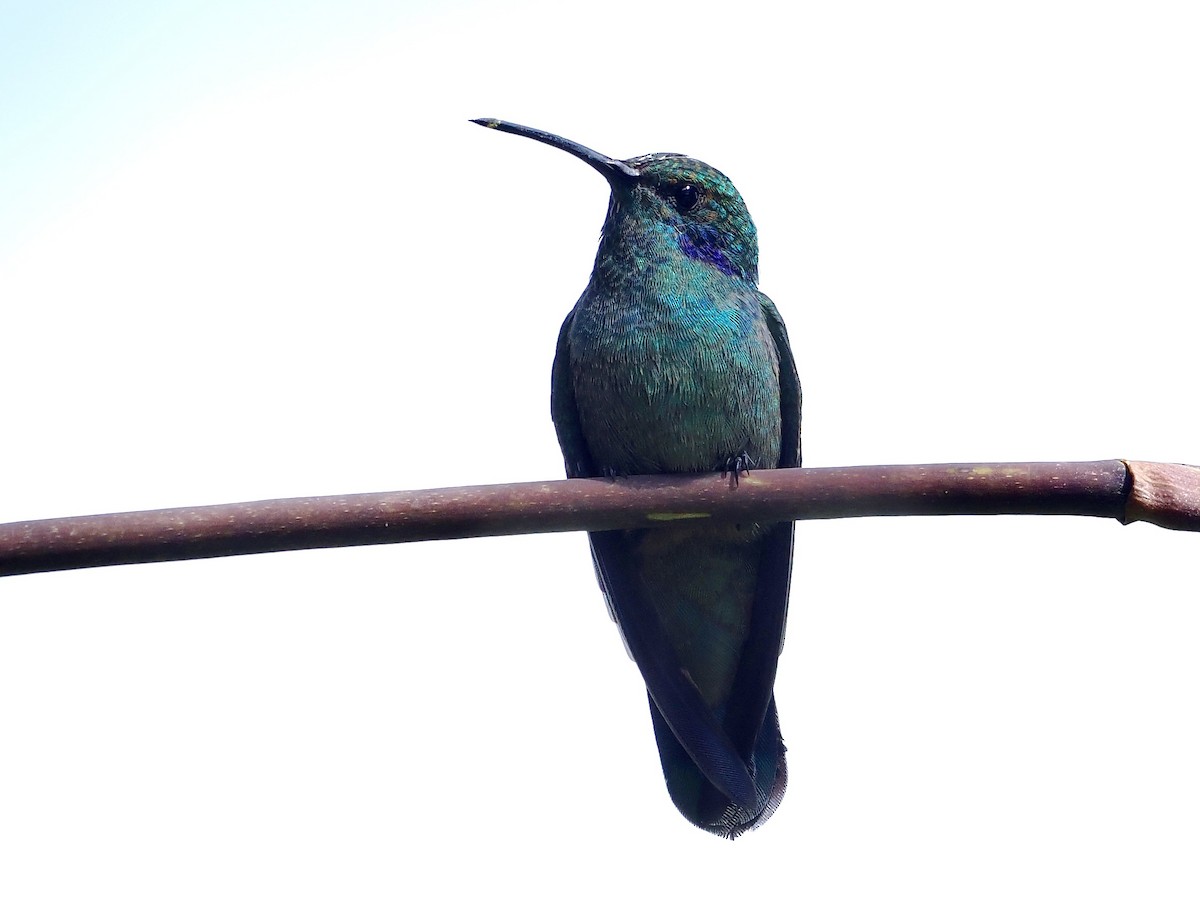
[651,694,787,838]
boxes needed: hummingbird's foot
[721,451,756,485]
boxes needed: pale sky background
[2,1,1199,896]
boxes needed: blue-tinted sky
[1,0,438,246]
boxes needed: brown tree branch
[1,460,1196,577]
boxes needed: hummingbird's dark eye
[671,182,700,213]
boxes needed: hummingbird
[472,118,801,838]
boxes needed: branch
[1,460,1196,577]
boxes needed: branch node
[1122,460,1200,531]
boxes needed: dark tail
[651,695,787,839]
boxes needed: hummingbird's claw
[721,451,756,486]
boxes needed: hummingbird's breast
[566,275,783,477]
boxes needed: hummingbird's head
[617,153,758,283]
[471,118,759,283]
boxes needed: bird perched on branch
[473,118,801,838]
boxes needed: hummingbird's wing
[590,528,769,812]
[761,292,803,469]
[550,310,597,478]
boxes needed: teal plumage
[474,119,801,837]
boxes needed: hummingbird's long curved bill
[470,118,640,182]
